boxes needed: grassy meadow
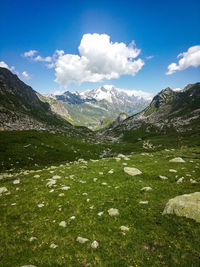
[0,130,200,266]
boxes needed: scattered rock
[120,226,129,231]
[0,187,8,195]
[169,157,185,163]
[34,175,40,178]
[50,243,58,249]
[70,216,76,220]
[59,221,67,227]
[163,192,200,222]
[52,175,61,179]
[38,203,44,208]
[141,187,152,192]
[190,179,198,184]
[98,211,104,216]
[139,201,149,205]
[91,240,99,248]
[159,175,168,180]
[13,179,20,184]
[61,186,70,190]
[124,167,142,176]
[29,237,37,242]
[46,179,56,187]
[169,169,177,173]
[108,208,119,216]
[93,178,98,182]
[76,237,89,244]
[177,177,184,183]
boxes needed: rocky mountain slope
[0,67,91,136]
[44,85,151,129]
[100,83,200,139]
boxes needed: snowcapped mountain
[43,85,152,129]
[80,85,153,103]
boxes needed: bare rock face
[163,192,200,223]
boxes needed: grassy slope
[0,146,200,266]
[0,130,200,266]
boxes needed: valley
[0,67,200,266]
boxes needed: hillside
[0,67,93,137]
[100,83,200,140]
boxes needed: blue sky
[0,0,200,94]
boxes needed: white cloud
[173,87,182,92]
[166,45,200,75]
[146,55,154,60]
[55,33,144,87]
[34,55,52,62]
[24,50,37,57]
[0,61,15,71]
[22,71,30,79]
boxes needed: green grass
[0,146,200,266]
[0,130,200,266]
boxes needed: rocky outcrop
[100,83,200,137]
[163,192,200,222]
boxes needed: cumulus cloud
[24,50,37,57]
[55,33,144,86]
[0,61,15,71]
[166,45,200,75]
[22,71,30,79]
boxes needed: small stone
[70,216,76,220]
[0,187,8,194]
[169,169,177,173]
[93,178,98,182]
[108,208,119,216]
[29,237,37,242]
[102,182,107,185]
[76,237,89,244]
[86,198,90,202]
[120,226,129,231]
[82,192,88,196]
[169,157,185,163]
[141,187,152,192]
[13,179,20,184]
[59,221,67,227]
[38,203,44,208]
[108,169,114,174]
[52,175,61,179]
[159,175,168,180]
[61,186,70,190]
[91,240,99,248]
[139,201,149,204]
[59,193,65,197]
[99,172,103,175]
[50,243,58,249]
[190,179,198,184]
[177,177,184,183]
[34,175,40,178]
[98,211,104,216]
[11,203,16,206]
[124,167,142,176]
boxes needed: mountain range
[0,66,200,139]
[42,85,151,129]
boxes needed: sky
[0,0,200,95]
